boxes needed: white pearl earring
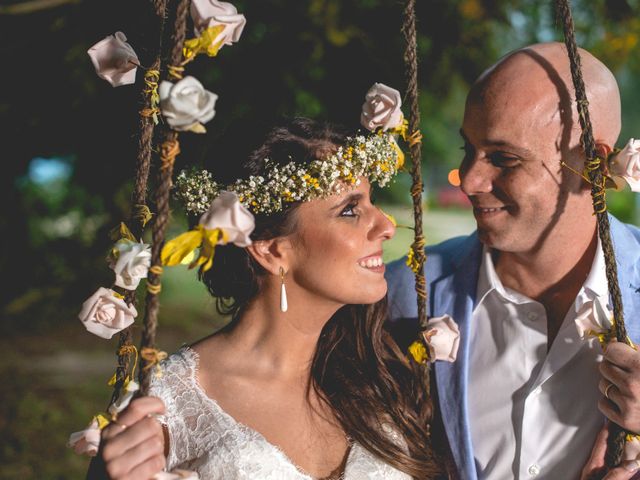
[279,266,288,313]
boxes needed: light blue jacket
[385,215,640,479]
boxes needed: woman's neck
[220,282,342,380]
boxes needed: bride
[95,118,440,479]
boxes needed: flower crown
[175,131,403,216]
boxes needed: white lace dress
[148,348,411,480]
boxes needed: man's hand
[581,423,640,480]
[598,342,640,432]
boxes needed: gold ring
[605,382,615,400]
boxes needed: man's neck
[494,226,598,346]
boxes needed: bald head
[468,42,621,147]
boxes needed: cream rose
[360,83,403,132]
[624,436,640,461]
[199,191,255,247]
[68,419,101,456]
[190,0,246,48]
[108,239,152,290]
[574,297,612,339]
[610,138,640,193]
[422,314,460,362]
[159,76,218,132]
[87,31,139,87]
[154,470,200,480]
[78,287,137,339]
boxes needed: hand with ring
[598,341,640,433]
[99,396,167,480]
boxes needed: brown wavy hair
[200,117,441,478]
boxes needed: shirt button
[528,464,541,476]
[527,311,538,321]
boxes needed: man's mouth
[473,206,509,216]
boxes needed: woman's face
[286,178,396,307]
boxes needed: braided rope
[555,0,630,470]
[401,0,438,455]
[139,0,191,392]
[110,0,168,407]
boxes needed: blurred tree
[0,0,638,332]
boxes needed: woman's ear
[246,237,293,275]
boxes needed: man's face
[459,91,578,254]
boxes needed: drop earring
[279,266,288,312]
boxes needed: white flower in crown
[108,380,140,416]
[190,0,246,48]
[78,287,138,339]
[609,138,640,193]
[159,76,218,133]
[574,297,613,339]
[68,418,102,456]
[87,31,139,87]
[360,83,403,132]
[199,191,254,247]
[422,314,460,362]
[154,469,200,480]
[108,239,151,291]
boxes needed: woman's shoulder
[147,346,200,398]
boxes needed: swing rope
[555,0,631,470]
[138,0,192,393]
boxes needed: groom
[386,42,640,479]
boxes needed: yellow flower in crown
[162,191,255,273]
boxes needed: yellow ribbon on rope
[408,340,428,364]
[161,225,229,273]
[182,25,226,63]
[141,347,168,377]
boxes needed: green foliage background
[0,0,638,478]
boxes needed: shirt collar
[476,235,608,310]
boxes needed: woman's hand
[581,423,640,480]
[101,396,167,480]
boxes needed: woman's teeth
[358,257,383,269]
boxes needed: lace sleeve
[147,350,199,470]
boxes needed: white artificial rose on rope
[162,191,255,273]
[609,138,640,193]
[360,83,404,132]
[574,297,613,340]
[108,239,152,290]
[159,76,218,133]
[408,314,460,364]
[190,0,246,48]
[78,287,138,339]
[87,31,139,87]
[67,416,107,456]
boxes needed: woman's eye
[340,203,358,217]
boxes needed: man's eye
[340,203,358,217]
[491,155,520,168]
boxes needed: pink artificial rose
[610,138,640,192]
[190,0,246,47]
[68,418,101,456]
[422,314,460,362]
[624,436,640,461]
[87,31,139,87]
[574,298,612,339]
[360,83,403,132]
[78,287,137,339]
[199,191,255,247]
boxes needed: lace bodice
[148,348,411,480]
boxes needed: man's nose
[459,157,494,196]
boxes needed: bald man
[386,42,640,479]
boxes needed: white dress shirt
[468,243,608,479]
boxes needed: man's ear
[246,238,293,275]
[595,142,613,159]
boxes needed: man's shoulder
[611,216,640,256]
